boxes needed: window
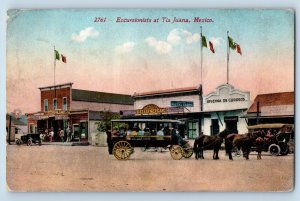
[53,99,57,110]
[63,97,67,111]
[44,99,48,112]
[187,121,198,139]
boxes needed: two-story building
[27,83,134,141]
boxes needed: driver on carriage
[171,124,188,147]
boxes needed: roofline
[39,82,73,90]
[133,85,201,98]
[72,88,132,97]
[254,91,294,97]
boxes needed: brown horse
[194,129,231,160]
[225,132,260,160]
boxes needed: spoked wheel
[182,144,193,158]
[170,145,183,160]
[113,141,133,160]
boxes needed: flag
[209,41,215,53]
[228,36,236,50]
[201,35,207,48]
[61,54,67,63]
[236,44,242,55]
[54,50,60,60]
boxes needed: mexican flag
[228,36,242,55]
[54,49,67,63]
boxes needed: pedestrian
[49,128,54,142]
[66,126,71,142]
[59,129,65,143]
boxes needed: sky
[6,9,294,113]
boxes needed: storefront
[120,86,202,139]
[121,84,251,137]
[202,84,251,135]
[27,82,134,142]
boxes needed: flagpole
[200,26,203,86]
[54,46,56,86]
[227,31,229,84]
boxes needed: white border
[1,1,299,201]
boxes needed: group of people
[39,126,72,142]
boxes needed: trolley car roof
[111,119,182,123]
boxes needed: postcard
[6,9,295,192]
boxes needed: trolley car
[108,119,193,160]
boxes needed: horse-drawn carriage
[16,133,42,146]
[108,119,193,160]
[248,123,294,156]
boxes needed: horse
[225,132,260,160]
[193,129,231,160]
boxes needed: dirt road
[6,145,294,192]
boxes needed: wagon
[16,133,42,146]
[108,119,193,160]
[248,123,293,156]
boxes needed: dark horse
[194,129,231,160]
[225,132,260,160]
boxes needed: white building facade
[202,84,251,135]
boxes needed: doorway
[224,116,238,133]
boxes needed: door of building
[210,119,220,135]
[73,124,80,141]
[187,121,198,139]
[224,116,238,133]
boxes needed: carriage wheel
[170,145,183,160]
[113,141,133,160]
[27,138,33,146]
[182,147,193,158]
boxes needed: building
[6,114,27,142]
[202,84,251,135]
[129,85,202,139]
[122,83,251,138]
[27,83,134,141]
[245,92,294,125]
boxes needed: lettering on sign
[136,104,167,115]
[171,101,194,107]
[207,97,245,104]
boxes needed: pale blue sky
[6,9,294,113]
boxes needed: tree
[96,111,120,132]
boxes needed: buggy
[108,119,193,160]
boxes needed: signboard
[136,104,167,115]
[171,101,194,107]
[121,105,184,116]
[206,97,246,104]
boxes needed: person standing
[66,126,71,142]
[49,128,54,142]
[59,129,65,143]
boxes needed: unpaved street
[6,144,294,192]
